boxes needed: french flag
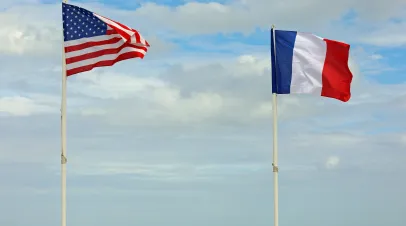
[271,29,353,102]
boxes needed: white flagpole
[61,1,68,226]
[271,24,279,226]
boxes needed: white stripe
[131,35,137,44]
[290,32,327,94]
[64,34,121,47]
[138,35,148,46]
[140,36,146,44]
[66,47,146,70]
[94,13,135,37]
[93,14,149,46]
[65,39,125,58]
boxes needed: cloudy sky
[1,0,406,226]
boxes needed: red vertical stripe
[321,39,353,102]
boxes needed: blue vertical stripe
[271,29,297,94]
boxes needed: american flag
[62,3,149,76]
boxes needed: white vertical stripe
[290,32,327,94]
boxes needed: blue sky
[0,0,406,226]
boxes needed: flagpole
[271,24,279,226]
[61,1,68,226]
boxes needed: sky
[1,0,406,226]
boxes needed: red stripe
[134,31,141,43]
[106,23,130,40]
[126,27,141,43]
[66,51,146,76]
[106,29,117,35]
[321,39,353,102]
[65,36,122,53]
[112,20,131,31]
[66,42,147,64]
[96,14,131,41]
[104,16,142,44]
[109,19,140,43]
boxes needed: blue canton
[62,3,108,42]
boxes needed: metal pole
[61,2,68,226]
[271,24,279,226]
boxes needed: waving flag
[271,29,353,102]
[62,3,149,76]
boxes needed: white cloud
[0,0,40,8]
[64,161,316,180]
[0,3,174,56]
[1,3,406,226]
[354,19,406,47]
[369,54,383,60]
[129,0,406,44]
[401,134,406,145]
[0,0,404,57]
[71,71,167,99]
[294,133,366,148]
[1,49,402,126]
[63,54,312,124]
[0,95,58,116]
[325,156,340,169]
[0,4,60,55]
[0,0,405,180]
